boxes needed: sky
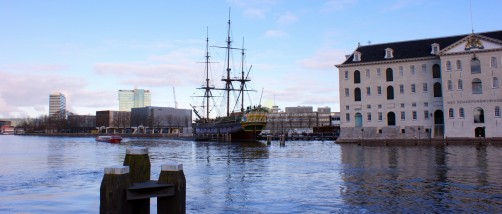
[0,0,501,119]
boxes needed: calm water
[1,135,502,213]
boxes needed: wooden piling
[123,147,150,214]
[267,136,271,145]
[158,162,186,214]
[100,165,132,214]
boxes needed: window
[493,77,499,88]
[365,69,370,78]
[376,68,381,77]
[344,71,349,79]
[458,79,463,90]
[366,87,371,96]
[447,80,453,91]
[459,108,465,118]
[367,112,372,121]
[399,84,404,94]
[387,86,394,100]
[345,88,349,97]
[412,111,417,120]
[446,61,452,71]
[411,84,416,93]
[367,104,371,109]
[346,113,350,122]
[378,112,383,121]
[385,48,394,59]
[400,103,405,108]
[448,108,454,118]
[354,88,361,102]
[412,102,417,107]
[354,70,361,84]
[474,107,484,123]
[431,43,440,55]
[432,64,441,78]
[496,106,501,117]
[386,68,393,81]
[471,57,481,74]
[491,57,497,68]
[399,66,403,76]
[472,78,482,94]
[400,111,405,120]
[410,65,415,75]
[345,105,349,110]
[422,64,426,73]
[378,104,382,109]
[456,60,462,70]
[353,51,361,62]
[424,111,429,120]
[377,86,382,95]
[434,82,442,97]
[424,102,428,107]
[423,83,428,92]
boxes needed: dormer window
[384,48,394,59]
[353,51,361,62]
[431,43,440,55]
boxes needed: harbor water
[1,135,501,213]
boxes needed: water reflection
[339,144,502,213]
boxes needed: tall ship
[191,15,268,142]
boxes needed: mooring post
[267,136,271,145]
[123,147,151,214]
[280,135,285,146]
[158,161,186,214]
[100,165,132,214]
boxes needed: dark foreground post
[123,147,150,214]
[158,161,186,214]
[100,166,132,214]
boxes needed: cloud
[264,30,289,38]
[297,49,348,69]
[322,0,358,12]
[277,12,298,25]
[244,8,268,19]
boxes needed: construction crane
[173,87,178,108]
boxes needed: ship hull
[193,121,265,142]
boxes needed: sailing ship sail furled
[191,15,268,141]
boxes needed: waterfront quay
[1,135,502,213]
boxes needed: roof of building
[338,30,502,66]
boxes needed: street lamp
[418,127,421,143]
[361,128,364,143]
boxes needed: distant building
[265,106,333,134]
[96,110,131,133]
[118,89,151,111]
[336,30,502,141]
[49,92,66,118]
[130,106,192,134]
[67,114,96,133]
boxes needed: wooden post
[267,136,271,145]
[280,135,285,146]
[100,165,132,214]
[158,161,186,214]
[123,147,150,214]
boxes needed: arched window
[458,79,463,90]
[354,70,361,84]
[471,57,481,73]
[354,88,361,102]
[387,112,396,126]
[448,108,454,118]
[491,57,498,68]
[386,68,393,81]
[472,78,482,94]
[495,106,501,117]
[474,107,484,123]
[434,82,442,97]
[387,86,394,100]
[493,77,499,88]
[459,108,465,118]
[432,64,441,78]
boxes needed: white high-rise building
[336,30,502,141]
[118,89,151,111]
[49,92,66,118]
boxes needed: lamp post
[361,128,364,143]
[418,127,421,143]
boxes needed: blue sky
[0,0,501,118]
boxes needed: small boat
[96,135,123,143]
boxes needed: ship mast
[223,11,232,116]
[204,29,211,119]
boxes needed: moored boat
[96,135,123,143]
[191,14,268,142]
